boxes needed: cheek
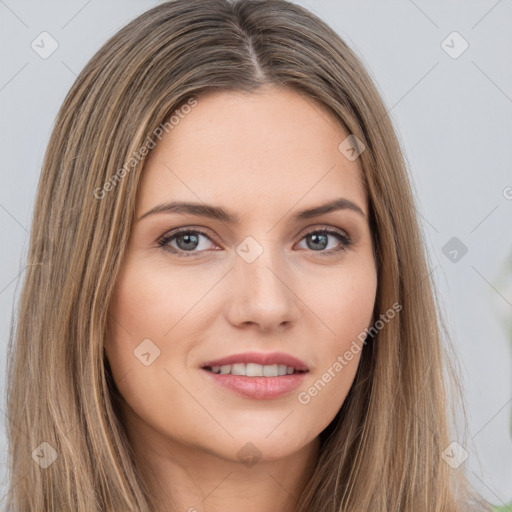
[104,259,219,409]
[104,263,174,389]
[106,260,211,343]
[307,261,377,345]
[296,263,377,416]
[104,262,202,438]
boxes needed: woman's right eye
[158,229,217,258]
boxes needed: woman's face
[105,86,377,465]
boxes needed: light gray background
[0,0,511,507]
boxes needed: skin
[105,85,378,512]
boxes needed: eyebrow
[137,197,366,223]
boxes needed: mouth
[200,351,309,399]
[203,363,307,377]
[200,351,309,376]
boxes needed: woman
[4,0,493,510]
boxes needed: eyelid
[300,225,350,239]
[158,226,219,244]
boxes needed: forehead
[137,87,366,218]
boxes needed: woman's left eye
[297,228,352,253]
[158,227,352,258]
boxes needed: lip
[200,351,309,400]
[201,351,309,371]
[202,371,308,400]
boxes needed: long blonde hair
[4,0,491,510]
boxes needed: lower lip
[202,369,308,399]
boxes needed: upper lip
[201,351,309,371]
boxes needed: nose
[224,243,302,332]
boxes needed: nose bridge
[227,234,300,329]
[237,235,288,298]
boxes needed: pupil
[308,233,327,250]
[177,233,198,250]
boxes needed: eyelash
[157,226,353,258]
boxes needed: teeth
[208,363,298,376]
[231,363,246,375]
[262,364,278,377]
[246,363,263,376]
